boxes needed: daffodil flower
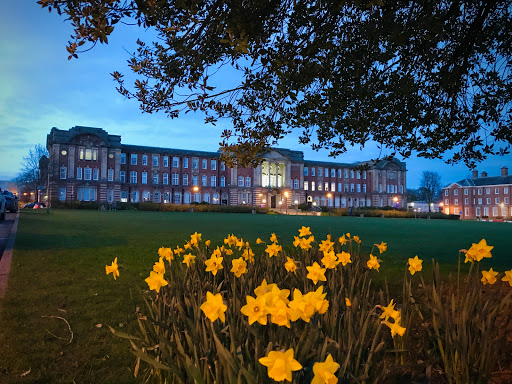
[105,257,119,280]
[259,349,302,382]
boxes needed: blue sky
[1,1,510,188]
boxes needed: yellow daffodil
[145,271,168,293]
[254,279,277,297]
[285,257,297,273]
[307,286,329,314]
[270,233,278,243]
[376,242,387,254]
[182,253,196,267]
[158,247,174,261]
[408,256,423,275]
[153,257,166,274]
[466,239,494,262]
[264,285,291,305]
[200,291,227,322]
[481,268,499,285]
[190,231,202,246]
[268,299,292,328]
[367,254,380,271]
[105,257,119,280]
[240,295,268,325]
[236,238,245,250]
[205,255,224,275]
[212,247,223,258]
[383,320,406,337]
[205,240,211,247]
[312,354,340,384]
[353,235,361,244]
[174,246,184,256]
[502,270,512,286]
[346,233,351,239]
[307,262,327,285]
[338,235,347,245]
[231,257,247,277]
[256,237,264,244]
[259,349,302,382]
[379,300,400,321]
[299,237,313,250]
[242,247,255,263]
[321,251,337,269]
[184,241,192,250]
[319,238,334,253]
[293,236,301,247]
[265,243,282,257]
[288,289,316,322]
[298,226,311,237]
[225,249,234,256]
[345,297,352,307]
[336,251,352,266]
[224,234,238,246]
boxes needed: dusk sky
[1,1,510,188]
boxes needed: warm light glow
[284,192,289,197]
[294,200,298,205]
[439,203,444,207]
[262,199,266,203]
[327,193,332,198]
[313,202,317,206]
[23,193,28,196]
[410,202,415,207]
[279,201,282,205]
[500,202,505,208]
[393,196,398,202]
[430,203,434,207]
[193,186,199,191]
[30,192,34,195]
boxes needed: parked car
[22,202,36,209]
[0,190,5,220]
[2,191,18,213]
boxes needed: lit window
[304,181,309,190]
[311,181,315,191]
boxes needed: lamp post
[284,191,289,214]
[393,196,399,208]
[279,200,283,212]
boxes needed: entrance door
[271,195,276,208]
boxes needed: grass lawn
[0,209,511,383]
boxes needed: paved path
[0,212,19,299]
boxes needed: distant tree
[406,188,420,203]
[39,0,512,167]
[15,144,49,203]
[419,171,442,212]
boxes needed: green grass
[0,209,511,383]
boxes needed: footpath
[0,212,19,299]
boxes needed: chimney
[472,170,478,178]
[501,166,508,177]
[481,171,488,178]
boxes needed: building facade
[47,126,407,208]
[442,168,512,220]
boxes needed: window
[163,173,169,185]
[131,190,139,203]
[83,167,91,180]
[121,190,128,202]
[304,181,309,190]
[173,157,179,168]
[108,169,114,182]
[107,189,114,203]
[338,183,342,192]
[238,176,244,187]
[454,189,458,195]
[324,182,329,191]
[192,158,199,170]
[454,199,458,205]
[493,207,498,216]
[505,187,509,194]
[59,188,66,201]
[378,184,382,193]
[464,189,468,195]
[211,176,217,187]
[465,198,468,204]
[221,161,226,171]
[172,174,179,185]
[78,187,97,202]
[345,184,349,192]
[220,176,225,187]
[350,183,354,192]
[400,185,404,193]
[183,158,189,168]
[505,197,509,204]
[331,168,335,177]
[330,182,335,192]
[483,207,489,216]
[363,184,367,193]
[311,181,315,191]
[311,167,315,176]
[486,198,491,204]
[76,167,82,180]
[131,154,137,165]
[338,169,342,178]
[163,156,168,167]
[495,197,500,204]
[445,190,449,196]
[120,171,126,183]
[350,170,354,178]
[213,193,219,204]
[304,167,309,176]
[80,148,98,161]
[486,188,490,194]
[60,166,67,179]
[142,155,148,165]
[142,191,150,201]
[478,198,482,204]
[93,169,99,181]
[173,192,181,204]
[121,153,126,164]
[495,188,500,194]
[192,175,198,186]
[318,183,322,191]
[356,184,361,192]
[294,179,299,189]
[357,171,361,179]
[325,168,329,177]
[182,174,188,185]
[194,192,201,203]
[245,177,251,187]
[445,199,449,205]
[153,155,159,167]
[318,168,322,177]
[142,172,148,184]
[203,193,210,203]
[183,192,191,204]
[344,170,349,178]
[153,191,160,203]
[478,188,482,195]
[465,207,469,217]
[363,171,367,179]
[211,159,217,170]
[130,171,137,184]
[202,159,207,169]
[153,173,159,184]
[202,175,207,186]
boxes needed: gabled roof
[445,175,512,188]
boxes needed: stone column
[68,146,75,178]
[101,147,108,180]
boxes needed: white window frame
[238,176,244,187]
[84,167,92,181]
[142,172,148,184]
[130,154,137,165]
[172,174,179,185]
[211,159,217,170]
[220,176,225,187]
[153,155,159,167]
[163,156,169,167]
[202,159,207,169]
[60,166,67,180]
[142,155,148,166]
[76,167,82,180]
[120,171,126,183]
[107,168,114,182]
[163,173,169,185]
[245,177,251,187]
[183,174,189,186]
[130,171,137,184]
[173,157,179,168]
[120,153,126,164]
[211,176,217,187]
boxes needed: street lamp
[279,200,283,212]
[284,191,289,214]
[393,196,399,208]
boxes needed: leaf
[108,325,140,340]
[129,340,171,371]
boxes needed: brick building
[46,126,407,208]
[442,168,512,219]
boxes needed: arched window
[194,192,201,202]
[212,193,219,204]
[153,191,161,203]
[131,190,139,203]
[163,191,171,203]
[203,192,210,203]
[321,197,326,206]
[174,191,182,204]
[184,192,191,204]
[328,197,333,207]
[142,190,150,201]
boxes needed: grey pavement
[0,213,16,260]
[0,212,19,299]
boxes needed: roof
[121,144,221,158]
[47,126,121,148]
[445,175,512,188]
